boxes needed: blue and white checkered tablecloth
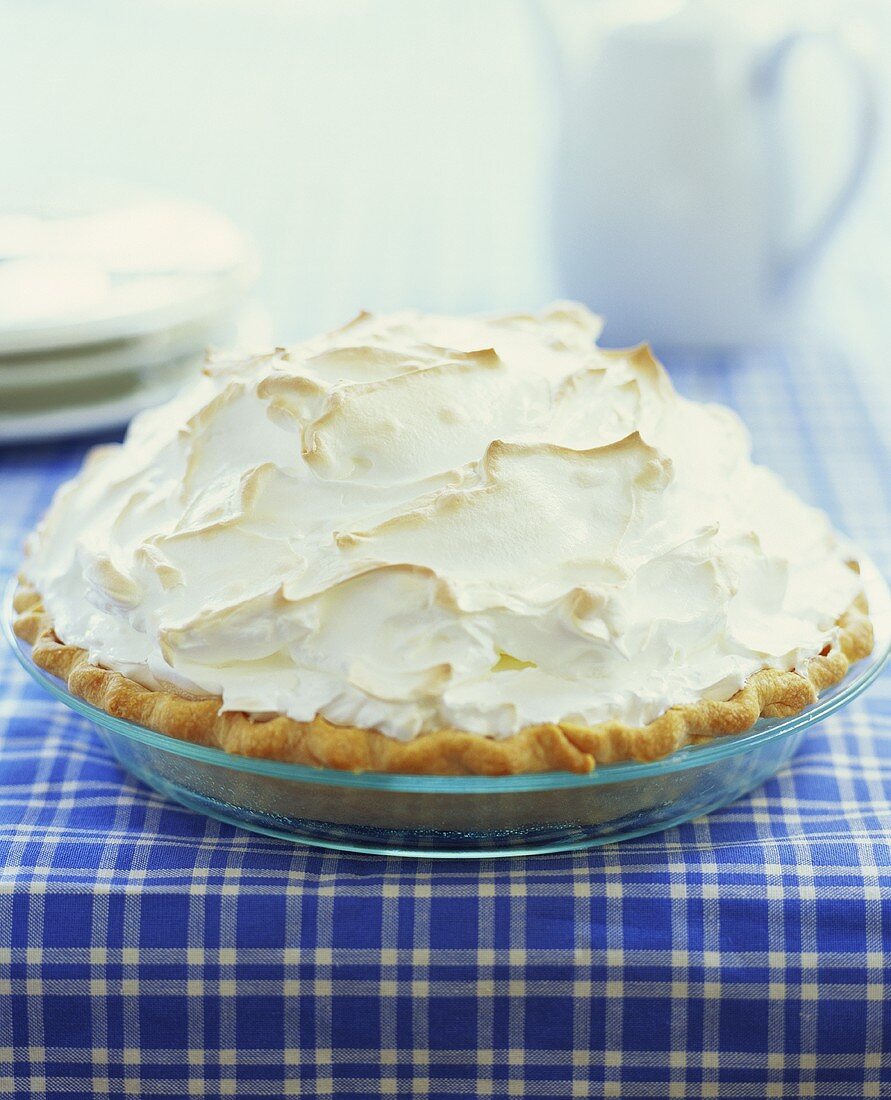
[0,342,889,1099]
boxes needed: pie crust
[12,572,873,776]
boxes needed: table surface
[1,340,889,1099]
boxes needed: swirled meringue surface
[24,304,862,739]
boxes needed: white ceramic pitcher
[534,0,878,346]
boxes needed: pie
[14,305,873,775]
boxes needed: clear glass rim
[4,571,889,794]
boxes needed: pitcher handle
[756,30,879,292]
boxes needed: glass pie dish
[4,569,889,858]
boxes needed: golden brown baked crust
[13,576,873,776]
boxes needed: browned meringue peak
[22,303,864,739]
[302,349,528,484]
[335,435,671,591]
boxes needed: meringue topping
[24,304,863,739]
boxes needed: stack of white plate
[0,191,263,443]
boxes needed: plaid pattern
[0,342,889,1098]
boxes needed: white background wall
[0,0,555,340]
[0,0,888,352]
